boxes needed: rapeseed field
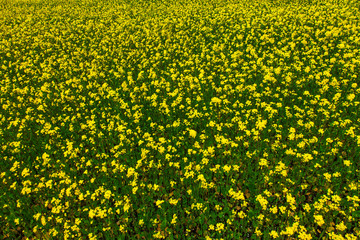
[0,0,359,239]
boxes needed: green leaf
[352,210,360,218]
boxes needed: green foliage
[0,0,360,239]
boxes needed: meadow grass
[0,0,360,239]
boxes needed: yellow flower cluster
[1,0,360,239]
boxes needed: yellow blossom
[298,231,312,240]
[171,214,177,224]
[155,200,164,208]
[255,227,262,236]
[189,129,197,138]
[336,221,347,231]
[270,230,279,239]
[314,215,325,226]
[216,223,225,232]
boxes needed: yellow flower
[336,221,347,231]
[123,202,131,213]
[286,193,296,205]
[132,186,138,194]
[169,198,179,205]
[171,214,177,224]
[274,67,281,75]
[259,158,268,167]
[302,153,313,162]
[189,129,197,138]
[41,215,46,226]
[216,223,225,232]
[42,152,51,166]
[156,200,164,208]
[21,168,30,178]
[270,206,278,214]
[256,194,268,210]
[314,215,325,226]
[298,231,312,240]
[314,163,321,168]
[202,158,209,165]
[215,205,223,211]
[127,167,136,177]
[104,190,112,199]
[256,119,267,131]
[343,160,351,166]
[89,209,96,219]
[303,204,311,212]
[88,233,97,240]
[208,121,216,127]
[279,206,286,214]
[270,230,279,239]
[323,173,332,182]
[228,188,245,201]
[238,211,246,219]
[211,97,222,104]
[255,227,262,236]
[33,213,41,221]
[332,172,341,178]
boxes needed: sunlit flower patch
[1,0,360,239]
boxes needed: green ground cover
[0,0,360,239]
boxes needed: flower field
[1,0,360,239]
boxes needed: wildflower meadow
[0,0,360,239]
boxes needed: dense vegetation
[1,0,359,239]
